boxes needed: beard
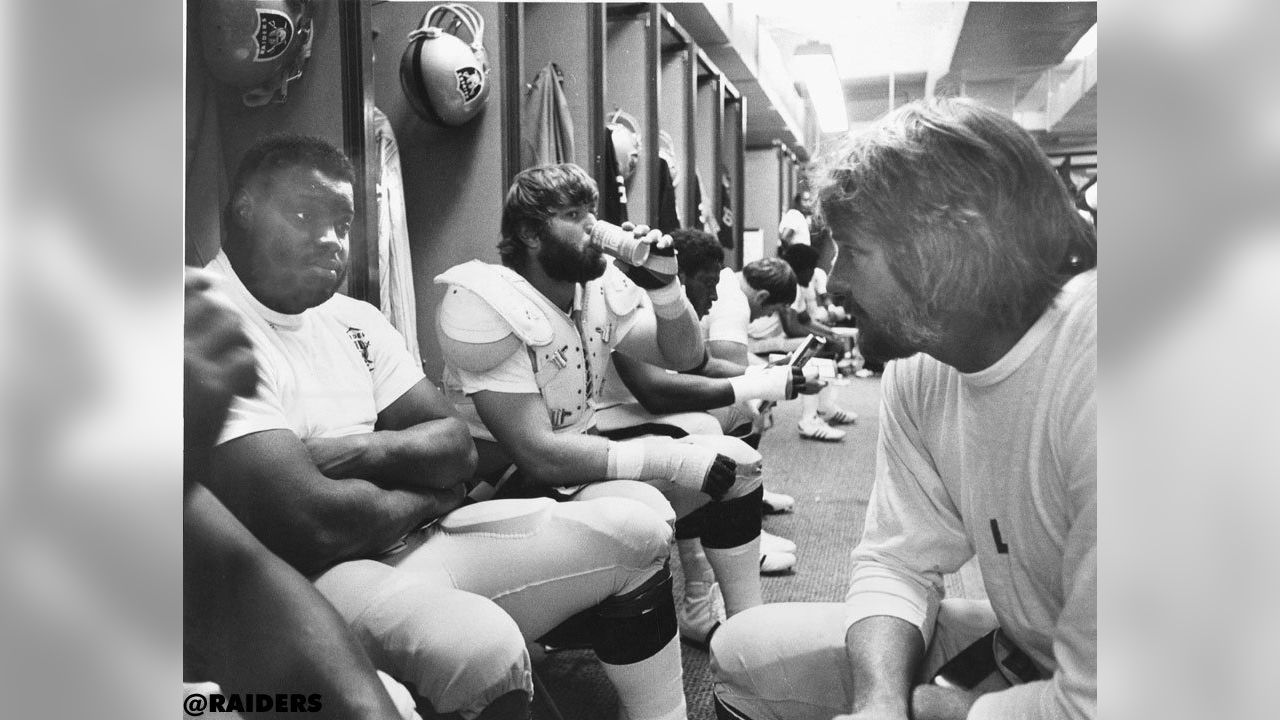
[537,230,607,284]
[851,300,941,366]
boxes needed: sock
[703,536,763,617]
[800,392,820,422]
[818,385,840,414]
[600,634,687,720]
[676,538,715,596]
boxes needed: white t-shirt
[703,267,750,347]
[746,286,804,341]
[208,252,425,445]
[778,208,810,246]
[846,271,1097,720]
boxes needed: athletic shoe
[761,488,795,514]
[760,551,797,575]
[798,417,846,441]
[819,405,858,424]
[854,368,875,378]
[678,582,725,648]
[760,529,797,555]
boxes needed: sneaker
[798,417,846,441]
[854,368,875,378]
[760,530,797,555]
[760,551,797,575]
[819,405,858,424]
[761,489,795,514]
[678,582,725,648]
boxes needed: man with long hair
[711,98,1096,720]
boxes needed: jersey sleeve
[351,301,426,412]
[845,358,974,644]
[705,272,750,346]
[449,348,539,396]
[217,353,292,445]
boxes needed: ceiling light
[1065,23,1097,62]
[794,43,848,133]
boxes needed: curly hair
[499,164,599,271]
[809,97,1093,332]
[671,228,724,277]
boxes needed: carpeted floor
[533,375,885,720]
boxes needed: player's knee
[702,486,762,549]
[575,479,676,525]
[323,570,531,717]
[709,606,774,689]
[592,565,678,665]
[587,496,675,569]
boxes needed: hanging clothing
[600,125,629,224]
[373,106,423,367]
[717,167,735,249]
[695,170,719,237]
[521,62,575,169]
[657,133,682,231]
[655,157,681,234]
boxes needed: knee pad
[318,567,532,717]
[679,435,763,498]
[701,486,762,550]
[591,566,678,665]
[573,481,677,527]
[579,495,675,570]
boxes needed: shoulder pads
[600,261,646,317]
[435,260,554,347]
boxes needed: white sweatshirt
[846,271,1097,720]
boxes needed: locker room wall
[185,0,346,269]
[522,3,599,173]
[659,32,691,230]
[694,68,721,260]
[605,13,651,225]
[744,148,779,258]
[370,1,507,381]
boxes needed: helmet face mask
[400,4,491,127]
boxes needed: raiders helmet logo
[254,9,294,62]
[455,66,483,102]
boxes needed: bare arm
[704,339,751,377]
[612,230,707,371]
[301,379,479,491]
[613,352,735,413]
[843,615,925,719]
[184,482,406,719]
[470,390,611,487]
[209,429,464,575]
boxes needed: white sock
[800,392,820,422]
[600,634,687,720]
[703,536,763,617]
[818,385,841,414]
[676,538,715,596]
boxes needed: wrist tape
[607,437,716,489]
[728,366,791,402]
[646,281,691,319]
